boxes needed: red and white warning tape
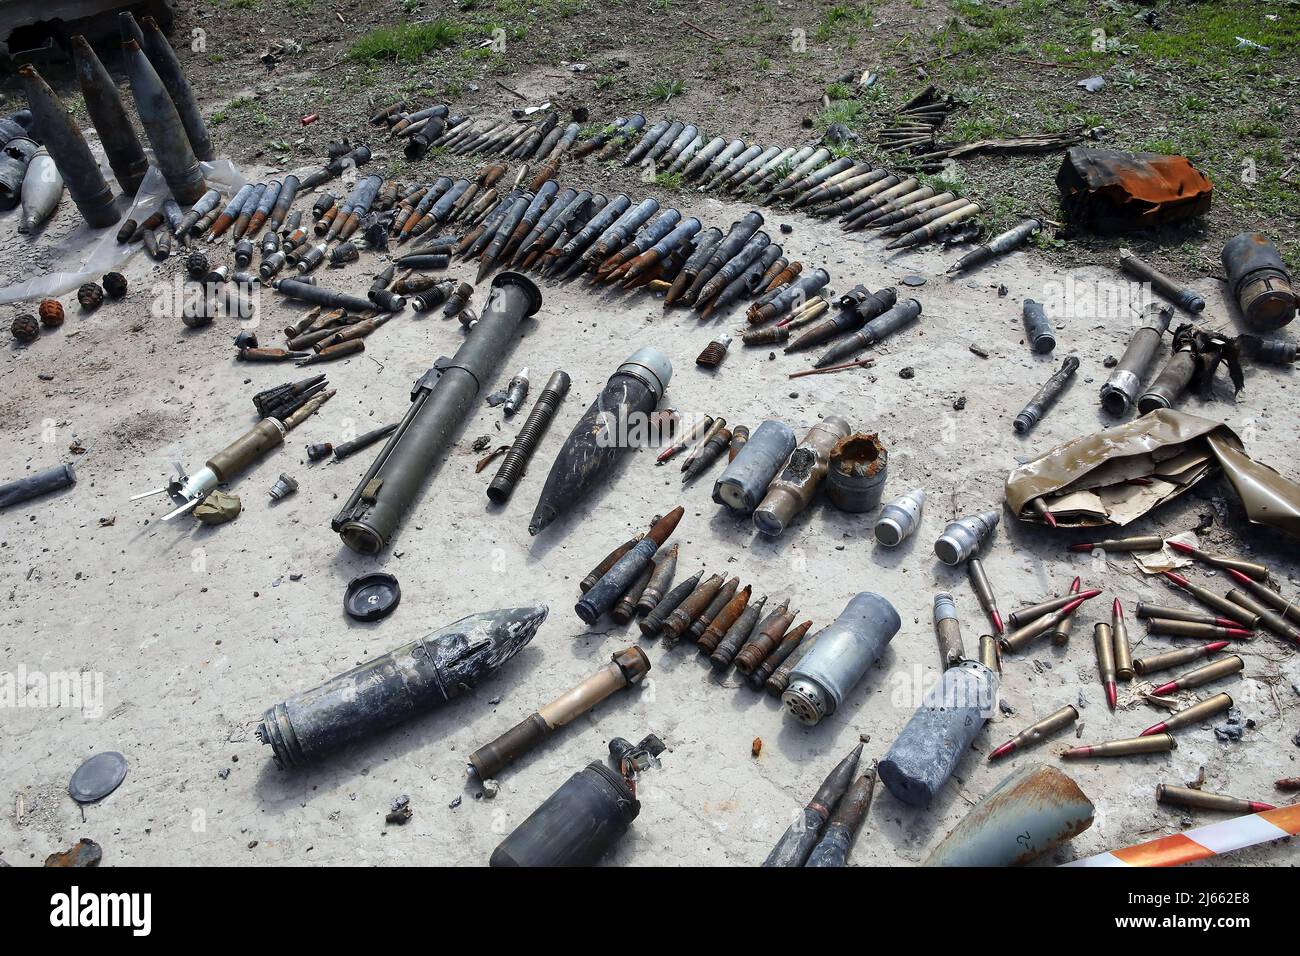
[1064,803,1300,866]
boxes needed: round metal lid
[69,751,128,803]
[344,572,401,622]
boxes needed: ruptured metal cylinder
[783,592,900,725]
[713,419,796,514]
[879,660,999,807]
[1221,233,1296,331]
[874,487,924,546]
[824,433,888,512]
[754,415,851,536]
[1100,303,1172,416]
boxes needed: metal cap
[617,346,673,401]
[344,572,401,621]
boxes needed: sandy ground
[2,147,1299,865]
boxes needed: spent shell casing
[988,704,1078,761]
[1155,785,1273,815]
[1150,655,1244,696]
[1133,641,1231,677]
[1062,733,1177,759]
[1140,692,1233,736]
[932,592,964,669]
[978,634,1000,672]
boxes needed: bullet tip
[992,611,1004,635]
[988,741,1014,761]
[1139,723,1165,737]
[1151,681,1177,696]
[1166,539,1192,555]
[1105,682,1117,710]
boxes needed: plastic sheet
[0,157,244,306]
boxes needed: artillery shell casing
[978,634,1000,672]
[1021,299,1056,353]
[1133,642,1230,677]
[1156,785,1272,815]
[1141,692,1233,736]
[1062,734,1177,759]
[713,419,796,514]
[1100,304,1171,416]
[784,593,899,725]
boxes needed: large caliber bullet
[680,416,728,474]
[1093,622,1118,710]
[122,40,207,204]
[639,569,703,637]
[1061,734,1176,760]
[805,768,876,868]
[1100,303,1172,416]
[734,602,797,673]
[529,348,672,536]
[754,416,851,536]
[139,16,214,162]
[487,370,571,504]
[662,574,725,642]
[933,592,965,669]
[1226,588,1300,645]
[1144,619,1252,640]
[1140,692,1233,736]
[683,211,763,303]
[813,298,922,368]
[1133,641,1231,677]
[947,218,1042,275]
[663,226,722,305]
[749,268,831,324]
[1119,249,1205,313]
[682,427,732,483]
[657,415,714,465]
[635,544,678,616]
[698,582,752,649]
[749,618,810,688]
[885,201,980,249]
[713,420,796,514]
[1225,568,1300,626]
[967,557,1003,635]
[1112,599,1134,681]
[1165,541,1269,581]
[256,606,548,768]
[580,536,642,593]
[1156,785,1273,815]
[576,507,685,625]
[935,509,999,566]
[1000,597,1086,653]
[468,646,650,779]
[1149,656,1244,696]
[70,36,148,197]
[1067,535,1164,553]
[763,744,863,867]
[686,577,742,643]
[1163,572,1260,629]
[988,705,1079,761]
[1013,355,1079,434]
[18,66,117,228]
[1008,588,1103,629]
[704,594,766,660]
[786,288,896,352]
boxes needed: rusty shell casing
[1156,785,1271,815]
[1132,642,1231,677]
[688,577,741,641]
[1100,303,1172,416]
[1119,248,1205,313]
[580,536,641,593]
[933,592,965,669]
[1153,656,1244,695]
[70,35,149,196]
[804,767,877,868]
[742,325,790,347]
[766,624,818,696]
[1221,232,1296,332]
[703,594,767,659]
[967,558,1003,636]
[785,287,896,353]
[734,603,797,674]
[722,599,788,670]
[1226,589,1300,645]
[121,40,207,205]
[467,646,650,779]
[753,415,852,536]
[1143,692,1234,736]
[749,620,811,689]
[681,427,733,483]
[1168,545,1269,580]
[634,544,678,617]
[1008,589,1102,629]
[1144,619,1250,640]
[662,574,725,641]
[988,705,1079,762]
[1062,734,1177,760]
[728,425,749,462]
[638,569,703,637]
[763,743,863,867]
[1112,601,1134,681]
[1137,344,1196,414]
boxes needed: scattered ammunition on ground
[885,201,980,249]
[18,65,118,228]
[681,211,763,304]
[1138,328,1196,413]
[580,535,641,594]
[947,218,1041,275]
[1164,541,1268,581]
[1021,299,1056,353]
[1149,655,1244,696]
[1140,692,1233,737]
[979,633,1000,672]
[1221,233,1296,332]
[331,423,399,462]
[735,603,799,673]
[754,416,851,536]
[763,744,863,867]
[1093,621,1118,710]
[874,487,924,547]
[742,325,790,347]
[988,705,1079,762]
[812,298,922,368]
[0,463,76,509]
[1157,785,1273,815]
[933,592,965,669]
[1112,599,1134,681]
[469,646,650,779]
[690,577,742,642]
[70,35,149,196]
[967,558,1004,635]
[713,419,796,514]
[500,367,530,417]
[880,659,998,807]
[1067,535,1164,553]
[1140,606,1244,631]
[1145,619,1252,640]
[1225,568,1300,626]
[1007,588,1103,629]
[701,590,763,657]
[748,616,809,688]
[1239,333,1297,365]
[296,340,363,365]
[1013,355,1079,434]
[635,544,678,616]
[656,415,714,465]
[1100,303,1172,416]
[17,148,63,234]
[576,507,684,625]
[785,288,895,352]
[257,606,547,768]
[709,593,773,666]
[1226,588,1300,645]
[662,573,726,642]
[1118,248,1205,313]
[1133,641,1231,677]
[1275,778,1300,792]
[784,592,900,725]
[121,40,207,205]
[640,569,703,637]
[1000,597,1086,653]
[1163,571,1260,629]
[934,509,998,565]
[805,767,877,868]
[682,427,732,483]
[748,267,831,325]
[1061,733,1176,760]
[695,333,731,368]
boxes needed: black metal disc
[69,751,128,803]
[344,572,401,622]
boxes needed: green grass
[653,171,684,189]
[814,3,873,43]
[648,78,686,102]
[347,20,463,63]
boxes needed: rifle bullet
[1132,641,1232,677]
[1149,655,1244,696]
[1156,785,1273,815]
[1140,692,1233,736]
[1000,597,1086,653]
[1225,588,1300,645]
[1067,535,1164,553]
[1093,621,1118,710]
[988,704,1079,761]
[967,557,1003,635]
[1061,734,1177,760]
[1165,541,1269,581]
[1163,571,1261,629]
[1224,568,1300,626]
[1008,588,1103,629]
[1144,619,1253,640]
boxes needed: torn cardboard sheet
[1134,530,1198,574]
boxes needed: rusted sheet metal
[1056,147,1212,233]
[924,764,1094,866]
